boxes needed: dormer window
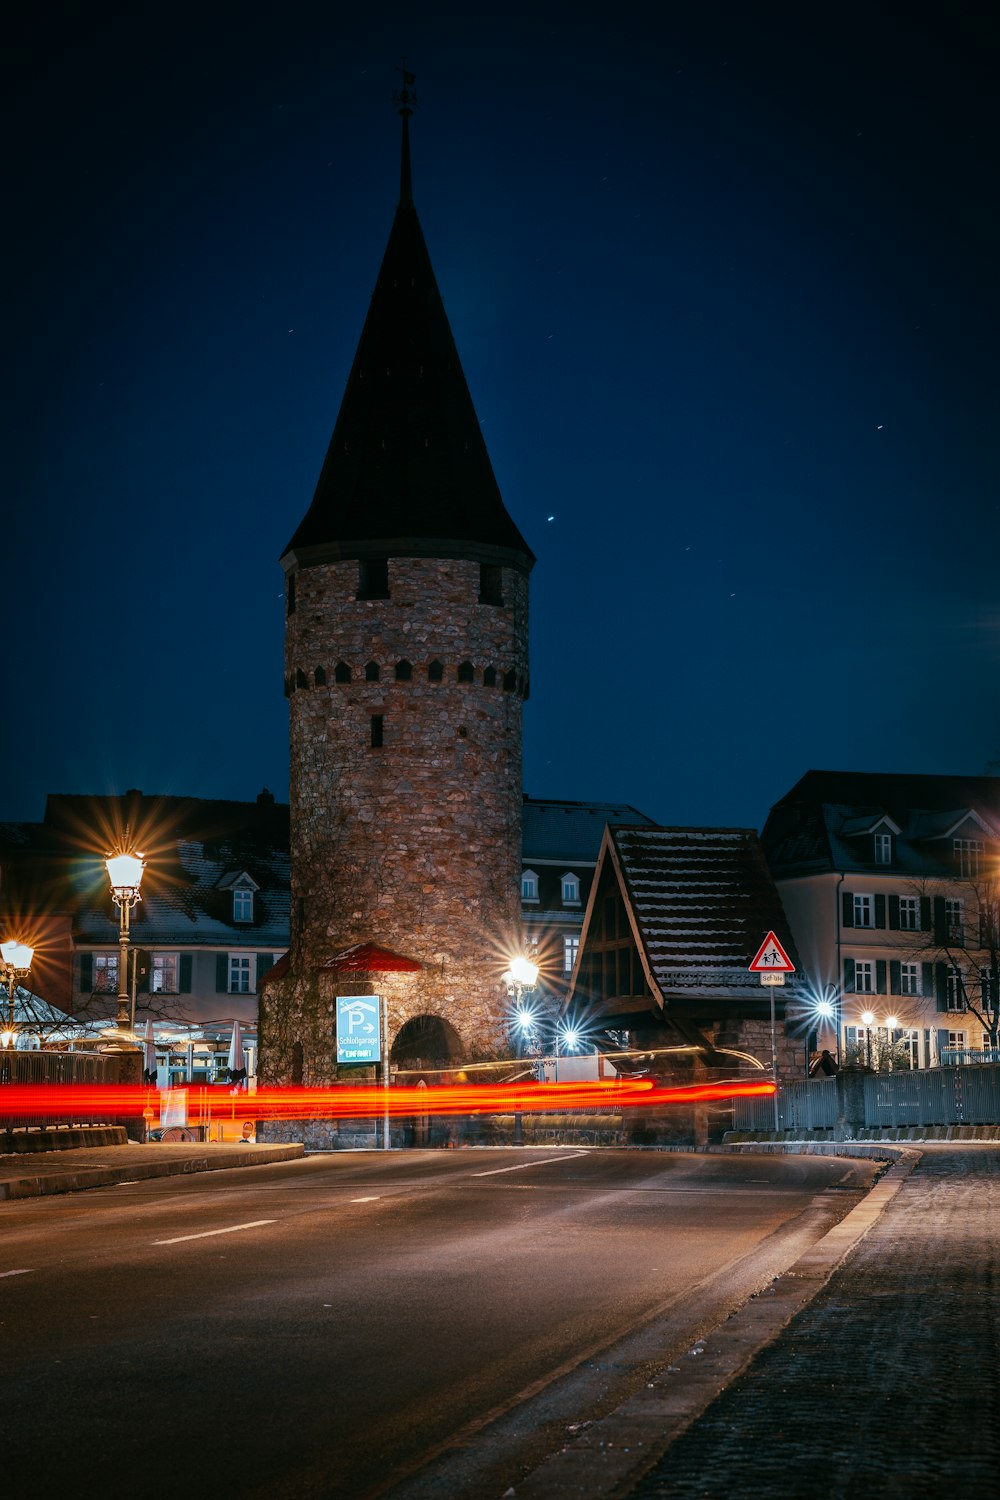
[954,839,983,877]
[233,887,254,923]
[561,873,581,905]
[521,870,539,902]
[874,832,892,865]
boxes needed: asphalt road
[0,1148,877,1500]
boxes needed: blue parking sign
[336,996,381,1065]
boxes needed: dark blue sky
[6,1,997,829]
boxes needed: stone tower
[259,90,534,1103]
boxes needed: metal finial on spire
[393,62,417,204]
[393,61,417,117]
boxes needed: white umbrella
[142,1019,158,1085]
[227,1020,247,1089]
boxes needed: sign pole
[769,987,779,1131]
[748,931,796,1136]
[381,994,390,1151]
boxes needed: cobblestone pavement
[626,1145,1000,1499]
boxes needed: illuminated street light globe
[106,850,145,898]
[0,940,34,972]
[506,956,538,990]
[886,1016,899,1030]
[861,1010,875,1026]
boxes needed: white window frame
[898,896,919,931]
[560,873,581,906]
[954,839,983,878]
[899,962,919,996]
[945,899,963,943]
[233,887,254,923]
[93,953,120,993]
[854,960,874,994]
[853,894,874,928]
[151,953,180,994]
[521,870,539,903]
[874,832,892,865]
[229,954,254,994]
[563,935,580,974]
[946,1030,966,1052]
[896,1029,920,1068]
[946,967,965,1011]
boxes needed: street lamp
[502,956,539,1145]
[861,1009,875,1069]
[106,848,145,1034]
[502,956,540,1047]
[1,939,33,1050]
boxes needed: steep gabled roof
[282,113,533,573]
[567,825,800,1019]
[610,826,800,1001]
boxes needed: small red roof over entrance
[320,942,422,974]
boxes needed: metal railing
[734,1064,1000,1132]
[0,1051,117,1129]
[865,1064,1000,1127]
[734,1077,838,1132]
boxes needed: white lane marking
[0,1269,34,1278]
[350,1196,379,1203]
[472,1151,590,1177]
[153,1219,276,1245]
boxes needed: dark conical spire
[282,82,534,573]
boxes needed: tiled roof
[611,826,801,1000]
[763,770,1000,876]
[32,793,290,947]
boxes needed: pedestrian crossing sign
[749,931,795,974]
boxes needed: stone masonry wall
[261,554,528,1092]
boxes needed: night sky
[5,2,997,831]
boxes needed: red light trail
[0,1078,775,1121]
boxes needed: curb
[0,1143,305,1201]
[510,1141,919,1500]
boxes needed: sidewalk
[0,1139,304,1200]
[514,1143,1000,1500]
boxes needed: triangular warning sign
[749,930,795,973]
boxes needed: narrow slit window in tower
[335,661,351,683]
[314,666,327,686]
[483,666,497,686]
[371,715,384,748]
[458,660,474,683]
[357,558,389,600]
[428,660,444,683]
[365,661,380,682]
[395,660,412,681]
[479,563,503,606]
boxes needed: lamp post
[502,956,539,1145]
[861,1010,875,1070]
[502,956,540,1046]
[1,939,33,1051]
[106,849,145,1035]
